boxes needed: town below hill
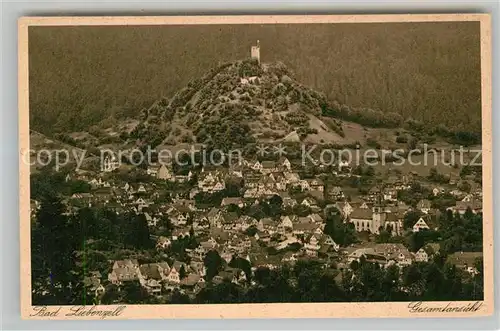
[31,146,483,304]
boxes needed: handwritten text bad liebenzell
[30,305,126,319]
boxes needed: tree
[407,137,418,150]
[229,257,252,281]
[121,281,149,304]
[32,194,79,305]
[365,166,375,177]
[179,264,187,279]
[123,213,153,250]
[244,225,258,237]
[458,181,472,193]
[269,194,283,207]
[204,250,225,281]
[169,289,191,304]
[68,180,92,195]
[324,211,357,247]
[100,284,120,304]
[403,210,422,230]
[376,229,392,243]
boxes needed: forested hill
[29,22,481,134]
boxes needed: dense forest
[29,22,481,134]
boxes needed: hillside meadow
[28,22,481,134]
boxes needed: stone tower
[251,40,260,65]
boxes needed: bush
[366,138,381,149]
[322,117,345,137]
[396,136,408,144]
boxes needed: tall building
[251,40,260,64]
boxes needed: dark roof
[455,200,482,211]
[422,243,440,255]
[172,261,188,272]
[350,208,372,220]
[329,186,343,194]
[385,213,399,222]
[261,161,277,169]
[221,197,243,206]
[293,222,318,231]
[417,199,432,208]
[207,207,220,218]
[222,212,239,224]
[447,252,483,267]
[180,274,201,286]
[139,264,162,280]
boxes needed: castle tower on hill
[251,40,260,65]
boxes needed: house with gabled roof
[281,251,298,264]
[412,217,430,232]
[147,164,161,177]
[277,215,295,234]
[308,213,323,223]
[254,230,271,243]
[180,273,205,291]
[446,252,482,275]
[417,199,432,214]
[83,272,106,299]
[156,164,174,181]
[383,186,398,202]
[205,207,222,227]
[156,236,171,250]
[277,157,292,171]
[283,171,301,185]
[301,197,318,208]
[319,234,340,252]
[221,212,239,231]
[251,254,281,271]
[447,197,482,215]
[167,205,191,226]
[306,178,325,192]
[249,160,262,171]
[292,222,320,236]
[304,234,321,257]
[335,201,353,219]
[367,187,381,201]
[347,248,387,267]
[279,191,297,208]
[260,160,278,174]
[138,264,164,296]
[197,170,226,192]
[166,261,189,284]
[328,186,344,200]
[269,172,287,191]
[257,217,277,233]
[108,259,140,285]
[415,243,440,262]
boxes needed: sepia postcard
[19,14,493,320]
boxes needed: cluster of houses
[36,154,483,300]
[343,242,481,276]
[105,259,207,296]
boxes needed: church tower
[371,193,386,234]
[251,40,261,65]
